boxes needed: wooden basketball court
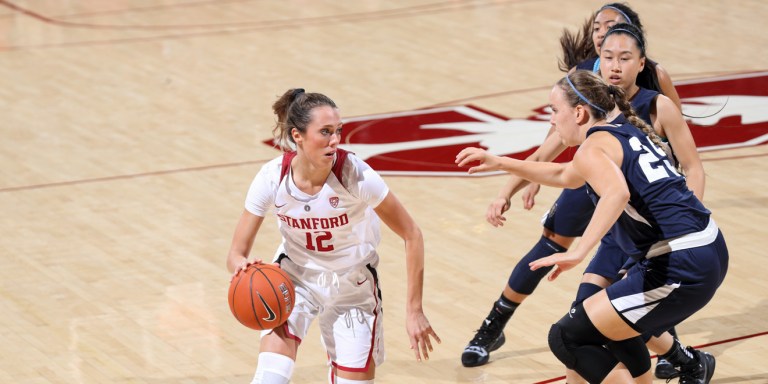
[2,1,766,383]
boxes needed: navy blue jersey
[544,88,661,238]
[608,87,657,127]
[584,123,710,260]
[628,88,657,126]
[576,57,600,72]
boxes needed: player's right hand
[230,258,264,281]
[521,183,541,210]
[486,197,511,227]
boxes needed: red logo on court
[329,197,339,208]
[265,72,768,176]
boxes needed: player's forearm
[404,229,425,312]
[497,134,567,199]
[571,192,628,258]
[498,158,578,189]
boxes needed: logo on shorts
[259,72,768,176]
[329,196,339,208]
[257,292,277,321]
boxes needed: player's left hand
[455,147,500,174]
[529,251,585,281]
[406,310,441,362]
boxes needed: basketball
[228,263,295,331]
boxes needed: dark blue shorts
[605,231,728,337]
[542,185,595,237]
[584,231,631,281]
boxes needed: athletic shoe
[655,357,678,379]
[461,317,506,367]
[668,348,715,384]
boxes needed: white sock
[251,352,295,384]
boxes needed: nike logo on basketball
[257,292,277,321]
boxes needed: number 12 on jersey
[305,231,334,252]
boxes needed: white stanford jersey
[245,149,389,271]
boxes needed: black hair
[601,23,662,93]
[558,2,644,72]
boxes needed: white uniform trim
[646,218,719,258]
[610,282,681,324]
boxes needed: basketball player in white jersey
[225,88,440,384]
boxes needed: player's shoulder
[253,154,288,184]
[260,155,285,172]
[339,151,374,173]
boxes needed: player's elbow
[405,224,424,245]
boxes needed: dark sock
[493,294,519,318]
[668,326,679,339]
[660,338,695,367]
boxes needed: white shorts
[264,256,385,372]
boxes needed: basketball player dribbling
[226,89,440,384]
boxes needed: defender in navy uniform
[457,70,727,383]
[460,12,700,381]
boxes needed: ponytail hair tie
[291,88,305,99]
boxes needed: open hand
[529,251,585,281]
[455,147,500,174]
[406,311,441,362]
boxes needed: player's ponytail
[271,88,337,151]
[558,14,596,72]
[609,84,664,148]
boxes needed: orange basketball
[228,263,295,331]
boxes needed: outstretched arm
[456,147,585,190]
[374,192,441,361]
[487,126,568,226]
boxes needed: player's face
[549,86,582,147]
[599,33,645,91]
[592,9,627,54]
[294,105,342,167]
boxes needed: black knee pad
[606,336,651,378]
[547,304,617,384]
[548,323,576,369]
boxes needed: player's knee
[547,304,610,368]
[548,323,577,369]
